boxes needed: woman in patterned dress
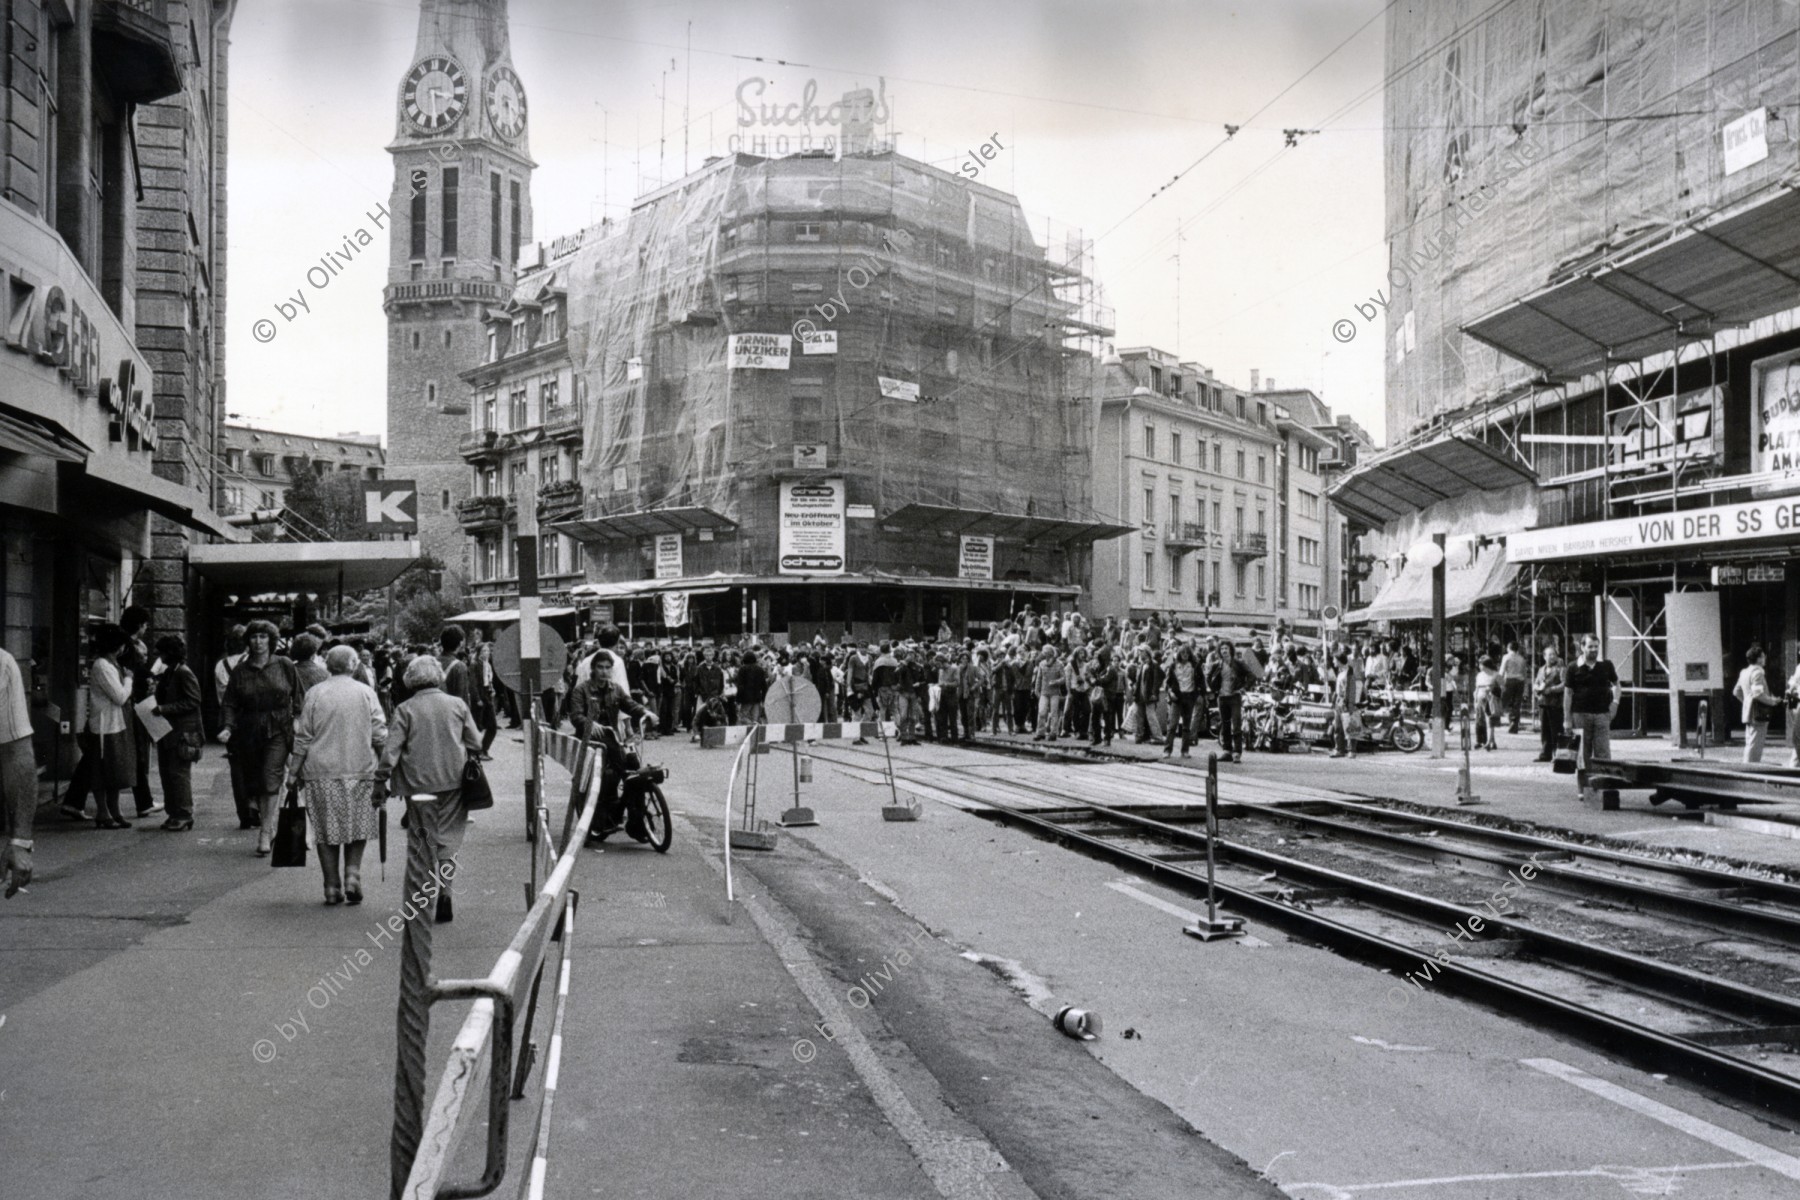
[289,646,387,904]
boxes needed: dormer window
[541,304,560,343]
[487,326,499,362]
[510,317,526,353]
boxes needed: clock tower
[384,0,533,577]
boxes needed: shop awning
[552,506,736,543]
[1346,542,1517,624]
[880,503,1137,546]
[187,541,421,595]
[446,606,578,624]
[0,407,88,462]
[572,572,1081,597]
[1463,184,1800,380]
[75,456,242,541]
[1326,436,1536,528]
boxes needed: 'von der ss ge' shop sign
[728,333,791,370]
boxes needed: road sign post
[517,475,541,838]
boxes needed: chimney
[1265,377,1274,391]
[1250,368,1260,391]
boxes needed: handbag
[460,752,494,811]
[101,727,135,790]
[176,730,204,763]
[1341,708,1366,739]
[271,783,308,868]
[1552,732,1580,775]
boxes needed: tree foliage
[282,464,367,541]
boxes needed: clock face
[402,56,468,133]
[486,66,527,140]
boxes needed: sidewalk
[962,720,1800,874]
[1,728,1280,1199]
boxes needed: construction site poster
[1752,350,1800,478]
[958,534,994,580]
[728,333,792,370]
[779,478,846,575]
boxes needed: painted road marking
[1105,881,1271,946]
[1281,1161,1751,1198]
[1525,1057,1800,1179]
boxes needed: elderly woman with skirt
[220,619,303,856]
[289,646,387,905]
[375,655,482,923]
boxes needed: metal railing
[390,722,599,1200]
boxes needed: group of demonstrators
[538,609,1583,767]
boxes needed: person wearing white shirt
[0,644,36,895]
[1733,645,1778,764]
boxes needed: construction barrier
[390,717,599,1200]
[720,721,902,914]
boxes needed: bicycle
[590,716,673,853]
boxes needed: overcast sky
[228,0,1391,443]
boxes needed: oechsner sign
[1509,495,1800,562]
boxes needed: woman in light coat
[290,646,388,905]
[81,625,135,828]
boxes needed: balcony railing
[1230,533,1269,561]
[1165,521,1208,548]
[538,479,582,516]
[455,495,507,529]
[458,428,499,460]
[544,405,584,443]
[95,0,181,103]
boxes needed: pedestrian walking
[68,624,136,828]
[1733,645,1779,764]
[375,654,483,923]
[1499,641,1529,733]
[150,636,204,831]
[1,641,38,894]
[289,647,388,905]
[1782,659,1800,768]
[1474,656,1501,750]
[220,620,303,856]
[1162,644,1202,758]
[1210,639,1249,762]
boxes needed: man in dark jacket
[735,652,769,725]
[689,646,725,744]
[1208,639,1252,762]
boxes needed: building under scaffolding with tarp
[1335,0,1800,741]
[503,146,1128,641]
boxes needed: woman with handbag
[79,624,136,828]
[290,646,388,905]
[220,619,303,856]
[151,635,204,831]
[375,655,483,923]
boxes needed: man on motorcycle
[569,651,658,841]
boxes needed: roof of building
[223,423,385,464]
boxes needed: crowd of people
[28,613,489,915]
[16,601,1783,901]
[530,609,1583,767]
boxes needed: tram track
[803,739,1800,1127]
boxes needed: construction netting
[558,149,1114,577]
[1383,0,1800,440]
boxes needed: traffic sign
[765,675,822,724]
[491,621,568,693]
[362,480,418,532]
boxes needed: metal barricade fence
[389,721,600,1200]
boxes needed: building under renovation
[475,145,1126,641]
[1335,0,1800,739]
